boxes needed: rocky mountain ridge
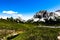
[32,10,60,22]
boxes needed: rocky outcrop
[33,10,60,22]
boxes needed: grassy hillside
[0,19,60,40]
[12,27,60,40]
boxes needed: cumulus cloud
[0,10,34,21]
[2,11,18,14]
[0,10,23,19]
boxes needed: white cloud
[21,13,35,21]
[0,15,7,19]
[0,10,23,19]
[2,11,18,14]
[0,11,34,21]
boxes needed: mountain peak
[32,10,60,22]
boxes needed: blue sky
[0,0,60,20]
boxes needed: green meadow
[0,19,60,40]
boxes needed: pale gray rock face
[48,12,56,21]
[33,10,48,22]
[33,10,60,22]
[34,10,48,19]
[53,10,60,20]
